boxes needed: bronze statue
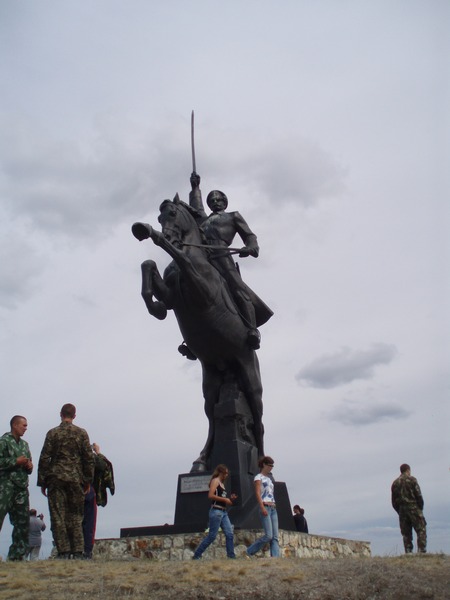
[132,114,273,472]
[188,173,272,350]
[132,188,273,470]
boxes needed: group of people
[192,459,427,559]
[0,405,115,561]
[1,408,427,560]
[193,455,291,560]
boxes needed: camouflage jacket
[391,473,424,513]
[0,431,32,489]
[37,422,94,488]
[93,452,115,507]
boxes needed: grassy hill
[0,553,448,599]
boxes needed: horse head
[158,194,205,250]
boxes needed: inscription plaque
[180,475,210,493]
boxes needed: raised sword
[191,110,197,174]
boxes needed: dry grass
[0,554,448,599]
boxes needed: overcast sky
[1,1,449,559]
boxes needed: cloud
[0,231,43,309]
[328,399,411,426]
[295,343,398,388]
[197,127,347,208]
[0,115,188,241]
[0,110,347,252]
[252,140,347,207]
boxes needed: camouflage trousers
[398,507,427,553]
[47,480,85,554]
[0,479,30,560]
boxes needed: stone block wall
[94,530,371,561]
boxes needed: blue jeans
[193,508,235,558]
[247,506,280,557]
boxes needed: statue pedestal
[173,390,295,531]
[121,377,296,536]
[172,474,295,532]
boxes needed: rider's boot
[236,297,261,350]
[247,328,261,350]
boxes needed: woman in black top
[193,464,237,559]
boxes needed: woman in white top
[246,456,280,557]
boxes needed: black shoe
[56,552,71,559]
[72,552,84,560]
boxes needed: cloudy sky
[1,1,449,558]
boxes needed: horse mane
[173,194,205,222]
[159,194,209,247]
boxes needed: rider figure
[185,172,267,351]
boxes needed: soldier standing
[391,463,427,553]
[37,404,94,559]
[0,416,33,560]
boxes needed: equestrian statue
[132,117,273,472]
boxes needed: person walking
[37,404,94,559]
[246,456,280,558]
[391,463,427,554]
[0,416,33,561]
[192,464,237,559]
[27,509,46,560]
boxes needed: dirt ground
[0,553,448,599]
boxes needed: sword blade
[191,110,197,173]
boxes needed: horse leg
[190,364,222,472]
[141,260,168,320]
[237,352,265,458]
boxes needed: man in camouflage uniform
[391,463,427,553]
[0,415,33,560]
[37,403,94,559]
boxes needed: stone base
[95,530,371,561]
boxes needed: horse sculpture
[132,195,265,471]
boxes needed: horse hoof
[143,300,167,320]
[132,222,152,241]
[178,343,197,361]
